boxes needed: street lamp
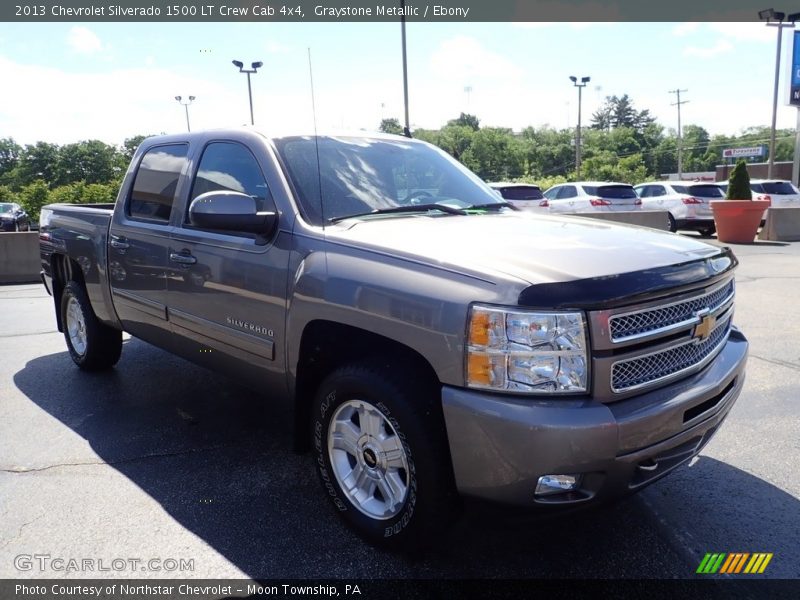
[232,60,263,125]
[174,95,196,132]
[570,75,590,179]
[759,9,798,177]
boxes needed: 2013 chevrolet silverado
[40,129,748,549]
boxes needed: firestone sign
[792,31,800,107]
[722,146,766,159]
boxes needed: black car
[0,202,31,232]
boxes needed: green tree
[461,128,523,181]
[436,124,475,160]
[0,185,17,202]
[17,142,60,187]
[379,118,404,135]
[55,140,120,186]
[18,180,50,221]
[447,113,480,131]
[727,159,752,200]
[122,135,150,162]
[0,138,21,178]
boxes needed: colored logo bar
[696,553,773,574]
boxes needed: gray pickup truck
[40,129,748,549]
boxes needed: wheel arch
[292,320,441,453]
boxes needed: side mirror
[189,191,276,235]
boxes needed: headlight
[466,304,588,393]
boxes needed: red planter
[710,200,770,244]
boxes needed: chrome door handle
[170,252,197,265]
[110,236,130,250]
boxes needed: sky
[1,21,799,146]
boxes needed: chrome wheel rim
[65,296,87,356]
[327,399,410,520]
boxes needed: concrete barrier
[572,210,671,231]
[758,207,800,242]
[0,232,40,284]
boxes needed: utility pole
[570,75,590,179]
[669,89,689,179]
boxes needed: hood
[325,212,724,286]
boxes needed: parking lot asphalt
[1,236,798,581]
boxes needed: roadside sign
[721,146,766,159]
[791,31,800,106]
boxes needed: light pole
[400,0,411,138]
[759,9,798,177]
[569,75,590,179]
[174,95,195,132]
[232,60,263,125]
[669,89,689,179]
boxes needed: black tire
[698,225,716,238]
[312,359,459,550]
[667,214,677,233]
[60,281,122,370]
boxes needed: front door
[166,140,290,392]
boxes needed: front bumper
[442,328,748,507]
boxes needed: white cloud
[672,22,700,37]
[265,40,290,54]
[430,36,522,81]
[67,26,104,55]
[709,22,776,43]
[683,40,734,58]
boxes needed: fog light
[535,474,580,496]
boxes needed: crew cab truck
[40,129,748,549]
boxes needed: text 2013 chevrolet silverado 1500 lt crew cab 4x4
[40,129,748,549]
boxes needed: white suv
[542,181,641,214]
[635,181,722,236]
[488,182,549,212]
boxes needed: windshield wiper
[463,201,517,211]
[329,203,468,223]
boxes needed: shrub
[726,159,752,200]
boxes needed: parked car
[488,182,548,211]
[717,179,800,222]
[634,181,721,236]
[40,129,747,550]
[543,181,642,214]
[0,202,31,232]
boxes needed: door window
[128,144,188,222]
[557,186,577,199]
[189,142,275,217]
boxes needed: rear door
[686,183,724,217]
[585,184,640,211]
[499,185,545,211]
[166,138,291,391]
[550,185,578,213]
[109,142,189,341]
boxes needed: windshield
[760,181,798,195]
[273,136,502,225]
[498,186,544,200]
[0,203,14,214]
[687,184,724,198]
[582,185,637,199]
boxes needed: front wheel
[312,359,458,550]
[61,281,122,370]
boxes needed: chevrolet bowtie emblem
[694,312,717,342]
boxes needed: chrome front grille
[609,280,734,343]
[611,313,732,393]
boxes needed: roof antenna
[400,0,412,138]
[307,47,325,229]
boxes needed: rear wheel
[312,359,458,550]
[667,214,677,233]
[698,225,716,238]
[61,281,122,370]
